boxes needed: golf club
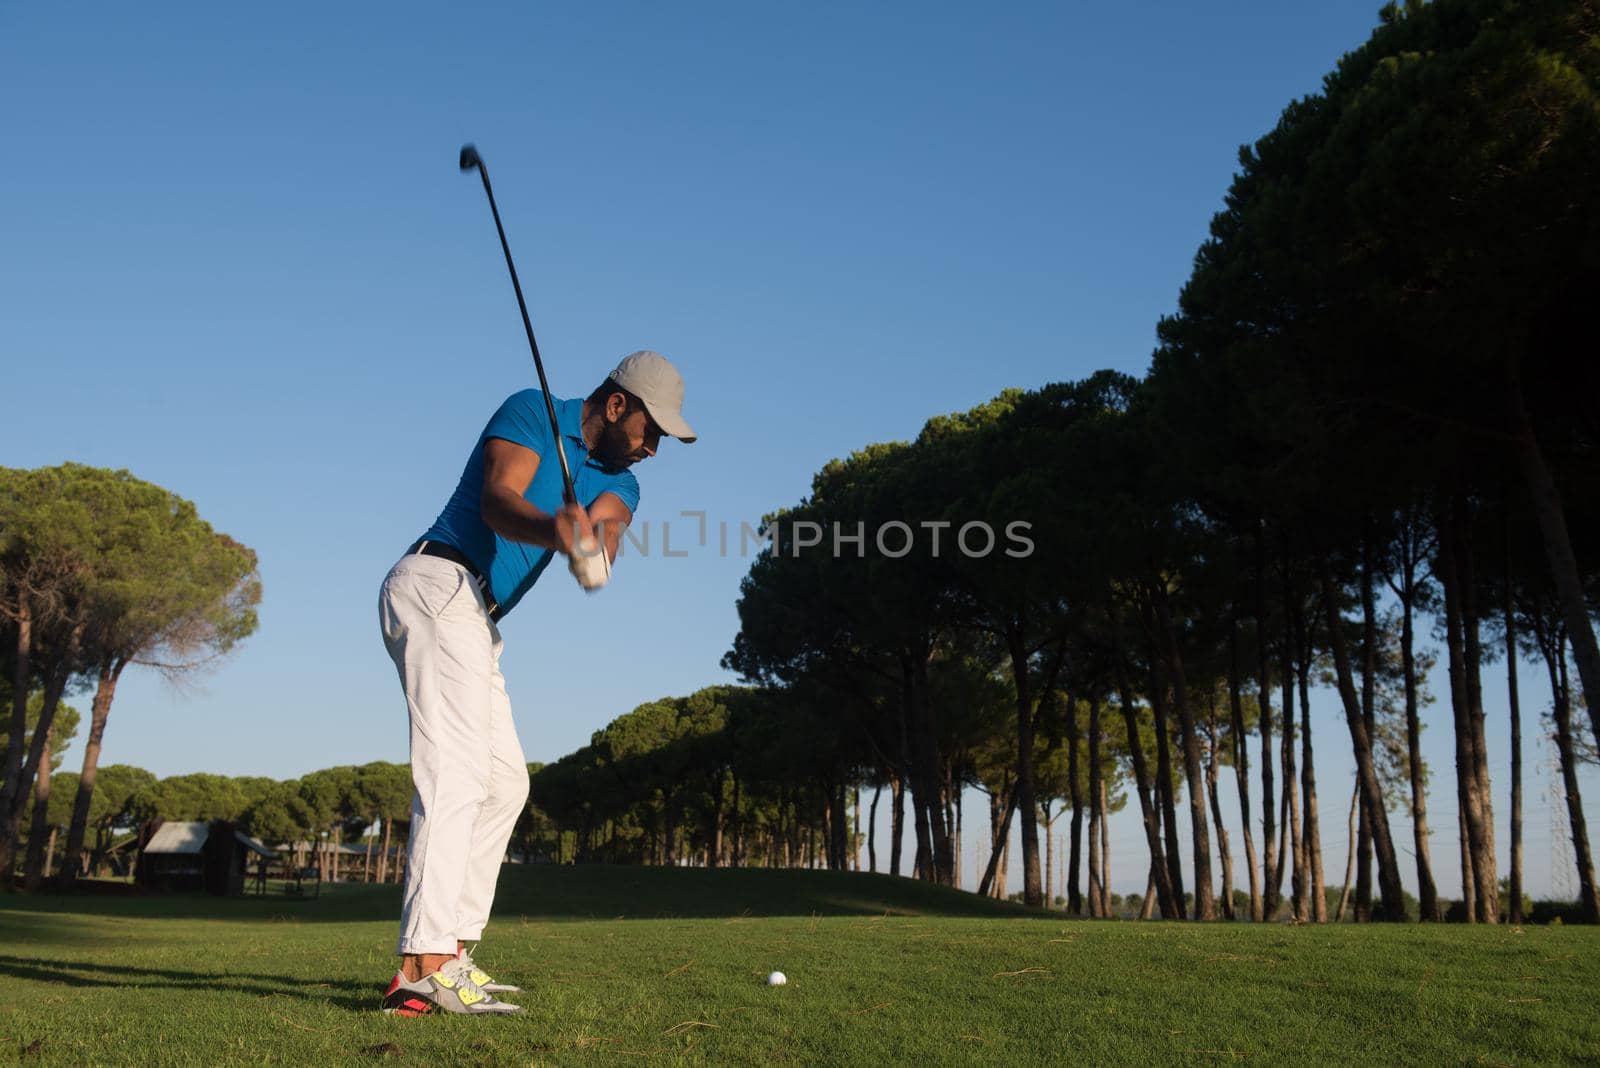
[459,143,577,507]
[460,143,610,591]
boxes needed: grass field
[1,867,1597,1066]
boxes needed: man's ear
[606,391,628,422]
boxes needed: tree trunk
[1356,527,1377,922]
[1086,804,1101,916]
[1459,804,1476,922]
[1438,504,1498,923]
[1227,623,1263,921]
[22,727,54,889]
[1508,355,1600,753]
[1099,778,1112,917]
[797,809,806,870]
[1206,698,1235,921]
[664,792,679,867]
[809,802,819,871]
[730,772,742,867]
[1139,865,1157,920]
[851,785,860,872]
[1154,587,1215,920]
[1,603,33,883]
[977,779,1016,898]
[1396,532,1441,921]
[868,781,881,874]
[1007,624,1043,906]
[9,658,74,876]
[1316,561,1407,920]
[1298,614,1326,923]
[708,778,725,868]
[1254,528,1279,919]
[1087,692,1103,917]
[1334,781,1359,922]
[1354,794,1373,922]
[890,773,904,877]
[90,826,110,879]
[1458,507,1498,923]
[832,781,849,872]
[958,788,967,887]
[3,638,75,886]
[819,787,832,870]
[946,767,960,887]
[918,653,954,885]
[58,659,125,889]
[896,667,926,879]
[1274,774,1290,919]
[1066,688,1084,915]
[1280,578,1305,922]
[1150,673,1187,919]
[1114,661,1180,919]
[378,817,392,884]
[904,651,950,885]
[1503,521,1523,926]
[1547,632,1600,923]
[1044,808,1054,907]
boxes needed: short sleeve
[606,470,641,515]
[483,390,553,455]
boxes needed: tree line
[10,760,412,884]
[712,0,1598,923]
[1,464,260,890]
[522,683,1139,907]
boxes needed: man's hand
[552,501,596,559]
[568,491,632,592]
[567,522,611,590]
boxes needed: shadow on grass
[0,954,377,1011]
[0,866,1043,924]
[0,882,399,924]
[488,866,1041,920]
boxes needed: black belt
[410,539,503,621]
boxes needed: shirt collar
[557,396,588,452]
[560,396,619,473]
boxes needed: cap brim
[644,400,697,443]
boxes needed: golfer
[378,350,696,1015]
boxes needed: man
[378,350,696,1016]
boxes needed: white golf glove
[568,535,611,591]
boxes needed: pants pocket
[390,564,471,620]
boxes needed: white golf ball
[766,971,787,986]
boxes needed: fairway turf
[1,868,1597,1065]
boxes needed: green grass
[1,867,1597,1065]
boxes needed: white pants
[379,553,529,956]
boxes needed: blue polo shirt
[420,390,640,617]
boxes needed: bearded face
[591,400,662,470]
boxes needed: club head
[459,144,482,172]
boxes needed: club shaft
[472,163,577,505]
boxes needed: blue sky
[4,1,1593,898]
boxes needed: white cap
[608,350,697,443]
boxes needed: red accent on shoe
[384,974,404,997]
[391,996,433,1017]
